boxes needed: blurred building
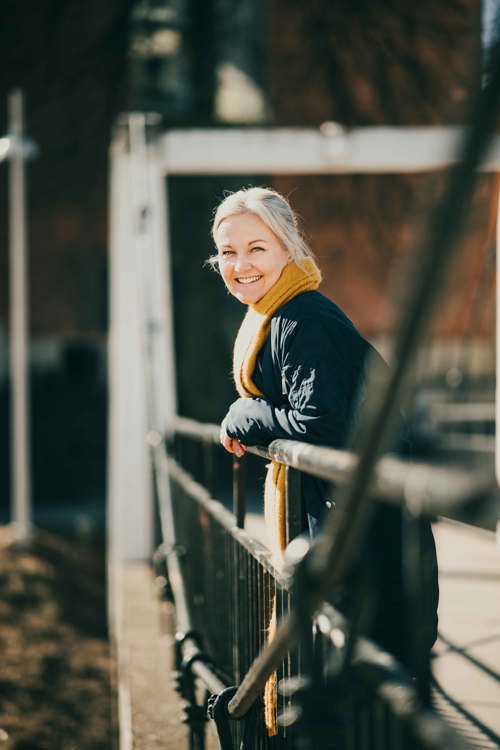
[0,1,132,523]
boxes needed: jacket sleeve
[223,319,366,447]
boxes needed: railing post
[285,466,304,545]
[232,457,246,528]
[203,441,215,497]
[174,633,210,750]
[181,669,207,750]
[405,513,433,707]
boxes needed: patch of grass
[0,527,116,750]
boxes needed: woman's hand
[220,424,247,458]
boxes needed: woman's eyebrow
[219,238,268,249]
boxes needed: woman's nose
[233,255,252,272]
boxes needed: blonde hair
[209,187,313,269]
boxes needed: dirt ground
[0,525,117,750]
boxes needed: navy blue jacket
[224,290,373,523]
[224,291,372,445]
[224,290,438,665]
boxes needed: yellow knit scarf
[232,257,322,735]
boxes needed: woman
[214,187,380,536]
[212,186,438,676]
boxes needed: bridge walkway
[113,517,500,749]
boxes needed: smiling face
[215,212,291,304]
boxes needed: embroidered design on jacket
[289,366,316,411]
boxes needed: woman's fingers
[220,429,246,457]
[233,441,247,458]
[220,428,232,451]
[221,432,233,452]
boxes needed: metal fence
[152,415,496,750]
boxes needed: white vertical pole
[127,116,177,436]
[108,115,178,561]
[147,154,177,435]
[107,124,153,561]
[8,89,31,543]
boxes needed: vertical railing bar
[405,513,433,706]
[258,563,264,749]
[247,552,252,672]
[259,564,266,750]
[275,582,282,733]
[250,552,255,676]
[285,465,304,545]
[235,542,243,750]
[241,544,247,692]
[219,522,226,674]
[239,543,246,680]
[347,705,357,750]
[233,456,246,527]
[359,704,369,750]
[209,513,216,661]
[237,540,243,683]
[252,555,258,667]
[246,548,251,679]
[203,440,215,497]
[226,527,233,677]
[246,547,251,684]
[233,536,239,682]
[390,714,404,750]
[281,583,288,736]
[373,698,386,750]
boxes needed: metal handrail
[165,424,477,750]
[162,440,443,740]
[173,415,497,519]
[170,416,497,724]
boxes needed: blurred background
[0,0,496,530]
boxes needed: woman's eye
[221,250,234,257]
[251,246,265,253]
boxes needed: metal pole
[8,89,31,543]
[232,457,246,528]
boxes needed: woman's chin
[233,287,264,305]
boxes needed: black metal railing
[152,418,497,749]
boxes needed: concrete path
[112,518,500,749]
[432,520,500,749]
[110,560,219,750]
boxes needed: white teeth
[237,275,261,284]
